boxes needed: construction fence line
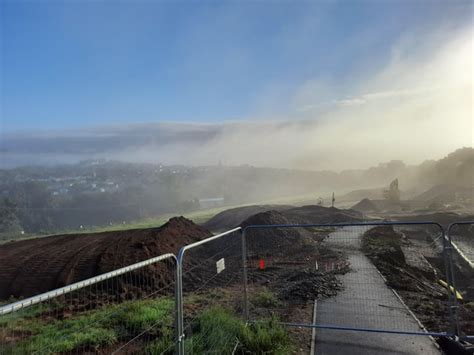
[447,221,474,340]
[0,253,179,354]
[1,221,473,354]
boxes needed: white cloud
[3,26,472,171]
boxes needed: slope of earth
[205,204,364,233]
[202,204,293,232]
[239,205,362,256]
[414,184,474,203]
[281,205,363,224]
[241,210,315,255]
[0,217,211,299]
[392,212,474,227]
[361,226,452,333]
[351,198,379,213]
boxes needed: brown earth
[240,206,362,257]
[280,205,363,224]
[0,217,211,300]
[393,212,474,228]
[202,204,293,232]
[204,204,363,232]
[241,210,315,256]
[361,226,452,333]
[351,198,379,213]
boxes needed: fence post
[441,231,457,336]
[176,251,185,355]
[446,225,461,337]
[242,228,249,321]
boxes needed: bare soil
[0,217,211,300]
[361,226,473,335]
[204,204,363,232]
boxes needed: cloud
[1,25,472,171]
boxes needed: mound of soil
[281,205,363,224]
[204,204,363,233]
[0,217,211,299]
[278,270,344,302]
[351,198,379,213]
[241,211,314,255]
[202,204,293,232]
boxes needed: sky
[0,0,473,169]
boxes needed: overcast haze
[0,1,472,170]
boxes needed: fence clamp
[178,333,186,342]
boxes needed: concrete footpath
[314,228,441,355]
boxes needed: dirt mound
[393,212,474,227]
[278,270,344,302]
[281,205,363,224]
[0,217,211,299]
[204,204,362,233]
[202,204,293,232]
[241,211,314,255]
[351,198,379,213]
[414,184,473,203]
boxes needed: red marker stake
[259,259,265,270]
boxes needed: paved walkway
[314,228,441,355]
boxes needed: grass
[1,298,175,354]
[2,295,293,354]
[251,288,282,309]
[1,191,325,244]
[179,306,292,355]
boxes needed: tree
[9,181,54,232]
[0,198,22,234]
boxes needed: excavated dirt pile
[281,205,363,224]
[361,226,451,332]
[241,210,315,256]
[351,198,379,213]
[0,217,211,299]
[202,204,293,232]
[277,269,344,302]
[204,204,363,232]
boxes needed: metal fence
[176,227,243,354]
[1,220,473,354]
[0,253,178,354]
[447,222,474,341]
[242,222,454,340]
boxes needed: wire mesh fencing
[0,253,178,355]
[243,222,452,337]
[177,227,244,354]
[448,222,474,339]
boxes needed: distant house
[198,197,225,209]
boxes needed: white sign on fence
[216,258,225,274]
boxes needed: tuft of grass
[185,307,241,354]
[239,317,292,355]
[184,306,292,354]
[251,288,282,309]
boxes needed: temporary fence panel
[0,253,178,355]
[242,222,452,339]
[176,227,243,355]
[447,222,474,340]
